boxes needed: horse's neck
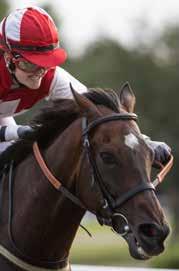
[1,119,86,262]
[45,120,82,187]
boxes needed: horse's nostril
[137,223,170,256]
[139,223,163,238]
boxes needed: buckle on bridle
[111,213,130,237]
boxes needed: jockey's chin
[14,68,47,89]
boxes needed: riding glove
[144,137,171,168]
[0,125,34,141]
[17,126,34,139]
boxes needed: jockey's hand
[0,125,34,142]
[147,140,171,169]
[17,125,34,140]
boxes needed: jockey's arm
[0,117,33,142]
[0,67,87,143]
[46,66,88,101]
[0,116,18,141]
[0,116,17,126]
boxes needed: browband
[82,113,138,136]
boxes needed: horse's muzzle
[137,222,170,256]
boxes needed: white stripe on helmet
[5,8,27,41]
[31,6,54,22]
[0,6,55,42]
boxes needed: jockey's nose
[34,67,46,76]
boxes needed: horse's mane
[0,88,120,167]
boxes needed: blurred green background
[1,0,179,269]
[70,217,179,269]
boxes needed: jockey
[0,6,171,167]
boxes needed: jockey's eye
[100,152,117,165]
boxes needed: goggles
[12,55,47,73]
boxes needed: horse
[0,82,171,271]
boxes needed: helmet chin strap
[4,53,15,72]
[3,15,33,87]
[4,54,26,87]
[12,73,26,87]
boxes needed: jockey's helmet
[0,6,67,68]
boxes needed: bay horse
[0,82,171,271]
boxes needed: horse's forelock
[84,88,120,113]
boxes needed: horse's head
[71,82,170,260]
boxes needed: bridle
[82,113,154,211]
[0,113,173,271]
[33,112,173,235]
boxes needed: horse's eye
[100,152,117,165]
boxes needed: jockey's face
[14,66,47,89]
[4,52,49,89]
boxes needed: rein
[0,245,70,271]
[153,155,174,187]
[33,142,86,210]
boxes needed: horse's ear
[119,82,136,113]
[70,83,101,116]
